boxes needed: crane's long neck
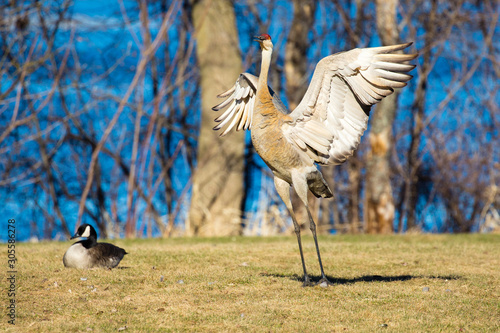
[257,47,272,98]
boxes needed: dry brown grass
[2,234,499,332]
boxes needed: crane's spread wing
[213,73,287,136]
[284,42,417,165]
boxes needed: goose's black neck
[80,236,97,249]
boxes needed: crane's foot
[316,277,334,287]
[302,275,315,287]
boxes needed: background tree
[187,0,245,236]
[363,0,400,234]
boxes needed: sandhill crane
[213,34,417,286]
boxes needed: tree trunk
[284,0,320,232]
[285,0,316,110]
[187,0,245,236]
[364,0,399,234]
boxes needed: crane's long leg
[291,171,333,286]
[274,176,312,286]
[305,206,332,285]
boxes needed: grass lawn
[2,234,499,332]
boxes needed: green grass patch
[2,234,499,332]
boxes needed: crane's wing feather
[213,73,257,136]
[213,73,287,136]
[284,43,417,165]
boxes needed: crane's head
[254,33,273,50]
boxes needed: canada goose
[63,224,127,269]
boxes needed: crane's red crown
[254,33,271,41]
[259,33,271,40]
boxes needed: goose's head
[70,223,97,240]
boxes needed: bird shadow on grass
[260,272,461,285]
